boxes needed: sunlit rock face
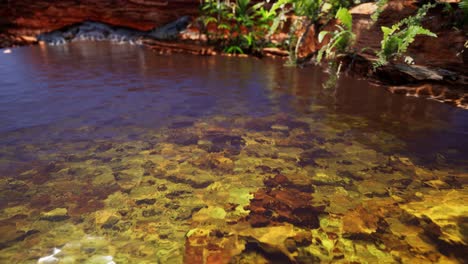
[0,0,199,35]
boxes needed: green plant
[200,0,282,54]
[293,0,323,19]
[316,7,355,63]
[224,45,244,54]
[284,17,302,66]
[374,3,437,68]
[200,0,232,42]
[323,60,343,89]
[286,0,350,22]
[460,0,468,24]
[371,0,388,22]
[256,0,290,37]
[442,2,453,14]
[283,0,352,66]
[200,0,357,56]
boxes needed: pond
[0,42,467,263]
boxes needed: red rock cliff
[0,0,200,35]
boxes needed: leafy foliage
[199,0,359,56]
[371,0,388,23]
[288,0,352,22]
[460,0,468,24]
[317,7,355,63]
[374,3,437,68]
[200,0,287,54]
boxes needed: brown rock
[184,228,244,264]
[247,175,324,229]
[0,0,199,40]
[342,205,379,236]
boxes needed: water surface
[0,42,467,263]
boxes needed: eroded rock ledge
[1,0,199,31]
[0,0,199,45]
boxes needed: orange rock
[342,205,379,235]
[1,0,200,34]
[247,175,324,228]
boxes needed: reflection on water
[0,42,467,263]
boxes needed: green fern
[224,45,244,54]
[371,0,388,22]
[460,0,468,23]
[460,0,468,12]
[335,6,352,29]
[317,7,355,63]
[374,3,437,68]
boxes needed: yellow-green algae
[0,113,466,263]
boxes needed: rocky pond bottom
[0,42,467,263]
[0,114,467,263]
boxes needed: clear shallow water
[0,42,467,263]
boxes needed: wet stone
[142,209,161,217]
[165,190,192,199]
[337,170,363,181]
[167,131,199,145]
[166,174,213,189]
[298,149,335,167]
[40,208,69,222]
[342,206,380,236]
[91,171,115,186]
[136,198,156,206]
[0,223,39,248]
[101,215,120,229]
[157,184,168,192]
[200,134,245,155]
[247,175,324,229]
[264,174,314,193]
[311,171,350,186]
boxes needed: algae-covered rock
[185,227,245,264]
[104,192,131,211]
[94,210,120,229]
[357,179,388,197]
[342,206,380,236]
[192,206,227,222]
[92,169,116,186]
[113,171,140,190]
[312,170,350,186]
[227,188,254,217]
[238,225,300,262]
[1,113,466,263]
[400,190,468,246]
[40,208,69,222]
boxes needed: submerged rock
[401,190,468,246]
[95,210,121,229]
[247,175,325,228]
[40,208,69,222]
[342,205,380,236]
